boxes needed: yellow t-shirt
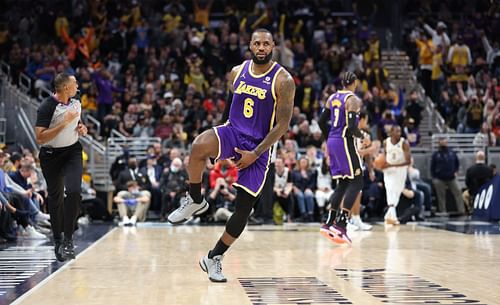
[432,52,443,80]
[450,45,470,67]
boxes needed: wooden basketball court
[9,223,499,305]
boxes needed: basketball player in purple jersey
[318,72,370,245]
[168,29,295,282]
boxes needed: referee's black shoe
[62,239,76,260]
[54,239,66,262]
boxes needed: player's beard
[251,51,273,65]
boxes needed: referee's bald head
[53,73,73,92]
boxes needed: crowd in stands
[0,0,499,233]
[403,0,500,143]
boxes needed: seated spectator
[113,181,151,226]
[408,158,433,215]
[403,118,421,147]
[473,122,496,147]
[209,159,237,190]
[139,155,162,211]
[361,167,385,219]
[81,179,110,222]
[464,151,494,213]
[397,177,424,224]
[207,177,236,223]
[159,157,188,221]
[273,157,294,222]
[314,157,333,220]
[292,157,316,222]
[115,156,150,192]
[0,153,46,239]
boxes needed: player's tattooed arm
[253,70,295,157]
[220,64,242,124]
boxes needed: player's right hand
[65,109,80,123]
[361,137,371,148]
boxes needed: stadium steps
[381,50,440,148]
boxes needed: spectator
[408,158,433,215]
[431,137,465,215]
[159,157,188,221]
[273,157,294,223]
[115,156,150,192]
[113,180,151,226]
[397,177,424,224]
[473,122,496,147]
[414,32,433,96]
[464,151,493,213]
[140,155,162,211]
[208,177,236,223]
[292,157,316,222]
[314,157,333,220]
[423,21,451,50]
[447,35,472,83]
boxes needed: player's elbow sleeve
[319,108,331,137]
[347,111,363,138]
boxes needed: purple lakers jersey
[229,60,284,141]
[326,90,356,138]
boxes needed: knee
[191,130,218,158]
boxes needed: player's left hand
[77,123,88,136]
[234,148,258,170]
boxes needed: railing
[80,135,113,192]
[487,147,500,168]
[85,114,102,137]
[0,75,39,149]
[107,135,161,162]
[17,107,37,150]
[18,72,31,94]
[0,61,10,80]
[0,118,6,144]
[38,86,53,100]
[110,128,126,140]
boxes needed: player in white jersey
[380,125,411,225]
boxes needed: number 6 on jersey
[244,98,254,118]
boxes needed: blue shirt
[431,148,460,181]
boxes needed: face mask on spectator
[170,164,179,173]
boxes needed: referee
[35,73,87,262]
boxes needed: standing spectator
[92,68,123,121]
[448,35,472,84]
[423,21,450,50]
[431,137,465,215]
[414,32,433,96]
[464,151,493,213]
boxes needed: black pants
[254,163,275,221]
[39,141,82,240]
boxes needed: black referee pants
[39,141,82,240]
